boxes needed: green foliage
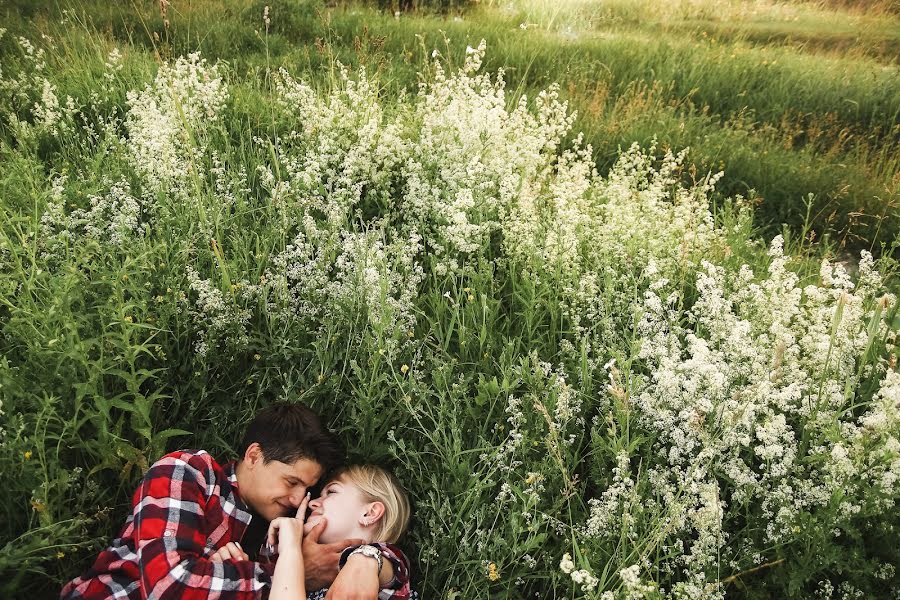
[0,1,898,598]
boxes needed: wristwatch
[346,544,384,574]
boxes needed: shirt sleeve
[339,543,411,599]
[131,452,275,599]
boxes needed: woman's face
[304,474,373,544]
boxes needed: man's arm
[131,452,274,599]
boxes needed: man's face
[239,444,324,521]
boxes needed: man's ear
[243,442,263,467]
[362,501,386,526]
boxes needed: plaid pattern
[312,543,413,600]
[60,450,274,600]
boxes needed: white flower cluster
[40,177,145,256]
[184,267,252,358]
[271,65,405,230]
[410,39,576,272]
[579,234,898,592]
[584,451,634,538]
[560,143,737,361]
[619,565,657,599]
[125,53,227,199]
[0,36,76,137]
[267,221,423,349]
[270,41,579,277]
[559,553,599,593]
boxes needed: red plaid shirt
[60,450,274,600]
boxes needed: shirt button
[164,530,175,537]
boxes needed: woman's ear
[362,501,386,526]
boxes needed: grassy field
[6,0,896,251]
[1,0,898,598]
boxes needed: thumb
[305,518,327,543]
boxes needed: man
[61,402,386,599]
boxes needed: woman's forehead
[324,473,350,486]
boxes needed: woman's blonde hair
[330,464,410,544]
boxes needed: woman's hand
[267,492,310,556]
[269,493,311,600]
[209,541,248,562]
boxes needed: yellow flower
[24,450,32,460]
[123,315,133,323]
[30,499,46,512]
[246,378,254,385]
[400,364,410,375]
[254,354,261,361]
[467,294,475,302]
[56,551,65,558]
[487,562,500,581]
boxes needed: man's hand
[209,542,249,562]
[324,555,380,600]
[301,519,365,590]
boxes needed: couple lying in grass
[60,402,417,600]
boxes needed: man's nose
[288,490,305,508]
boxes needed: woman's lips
[304,513,324,533]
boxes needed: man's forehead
[278,457,324,481]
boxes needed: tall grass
[0,1,898,598]
[7,0,894,251]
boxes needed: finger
[295,491,311,522]
[227,542,248,561]
[232,541,249,561]
[210,550,224,563]
[267,519,282,548]
[303,518,326,543]
[215,545,234,561]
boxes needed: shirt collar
[222,460,253,525]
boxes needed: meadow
[0,0,898,598]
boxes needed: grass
[0,0,898,597]
[3,0,896,253]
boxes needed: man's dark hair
[238,402,344,472]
